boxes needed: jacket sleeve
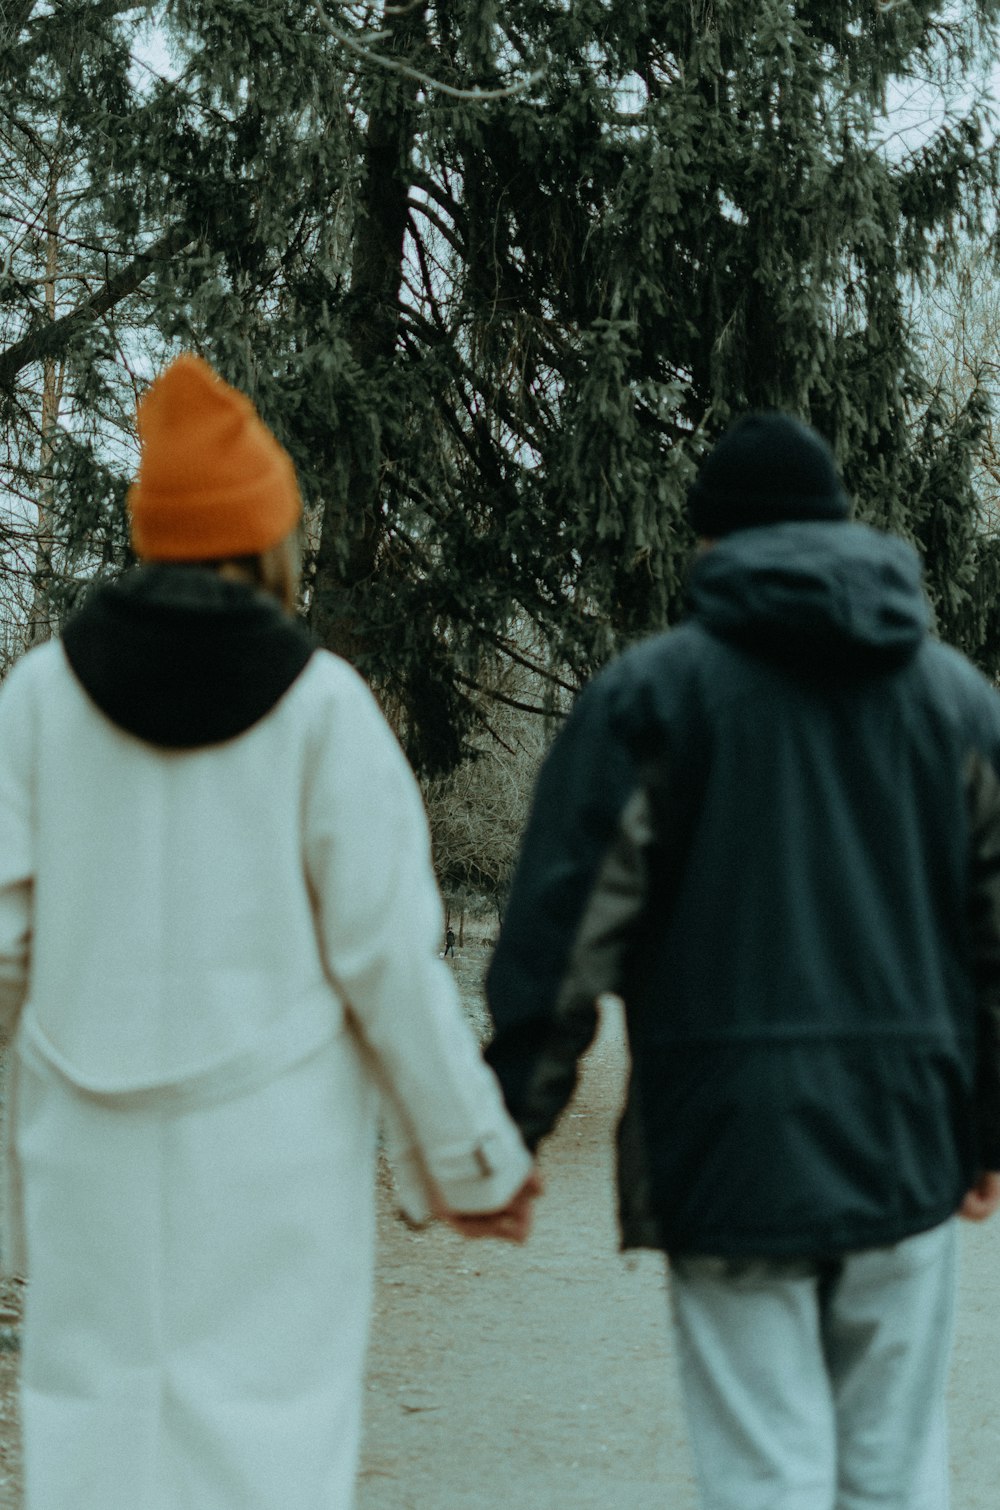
[965,743,1000,1169]
[0,656,34,1046]
[303,661,532,1221]
[485,671,656,1150]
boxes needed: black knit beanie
[687,412,850,537]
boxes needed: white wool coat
[0,641,532,1509]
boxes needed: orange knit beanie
[127,354,302,561]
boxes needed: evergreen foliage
[3,1,1000,767]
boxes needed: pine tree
[2,1,1000,767]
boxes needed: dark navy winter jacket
[485,521,1000,1257]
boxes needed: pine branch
[489,633,579,696]
[309,0,542,101]
[1,0,41,44]
[453,670,558,720]
[0,221,195,389]
[406,194,466,258]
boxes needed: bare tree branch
[310,0,542,101]
[0,221,195,388]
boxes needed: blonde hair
[213,529,302,615]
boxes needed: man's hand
[442,1170,543,1244]
[959,1170,1000,1222]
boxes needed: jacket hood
[687,520,930,674]
[61,565,315,748]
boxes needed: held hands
[439,1170,544,1245]
[959,1170,1000,1222]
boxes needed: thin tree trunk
[26,168,62,648]
[307,2,427,658]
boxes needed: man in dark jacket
[485,412,1000,1510]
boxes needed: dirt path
[359,980,1000,1510]
[357,994,693,1510]
[0,976,997,1507]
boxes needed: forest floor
[0,946,998,1507]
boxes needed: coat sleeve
[0,655,35,1047]
[485,670,656,1150]
[303,661,532,1221]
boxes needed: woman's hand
[441,1170,544,1244]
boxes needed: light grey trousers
[669,1219,958,1510]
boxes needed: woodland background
[4,0,1000,913]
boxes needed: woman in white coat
[0,354,537,1509]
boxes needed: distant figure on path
[445,927,456,956]
[0,354,538,1510]
[485,412,1000,1510]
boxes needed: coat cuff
[387,1122,533,1225]
[427,1127,534,1213]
